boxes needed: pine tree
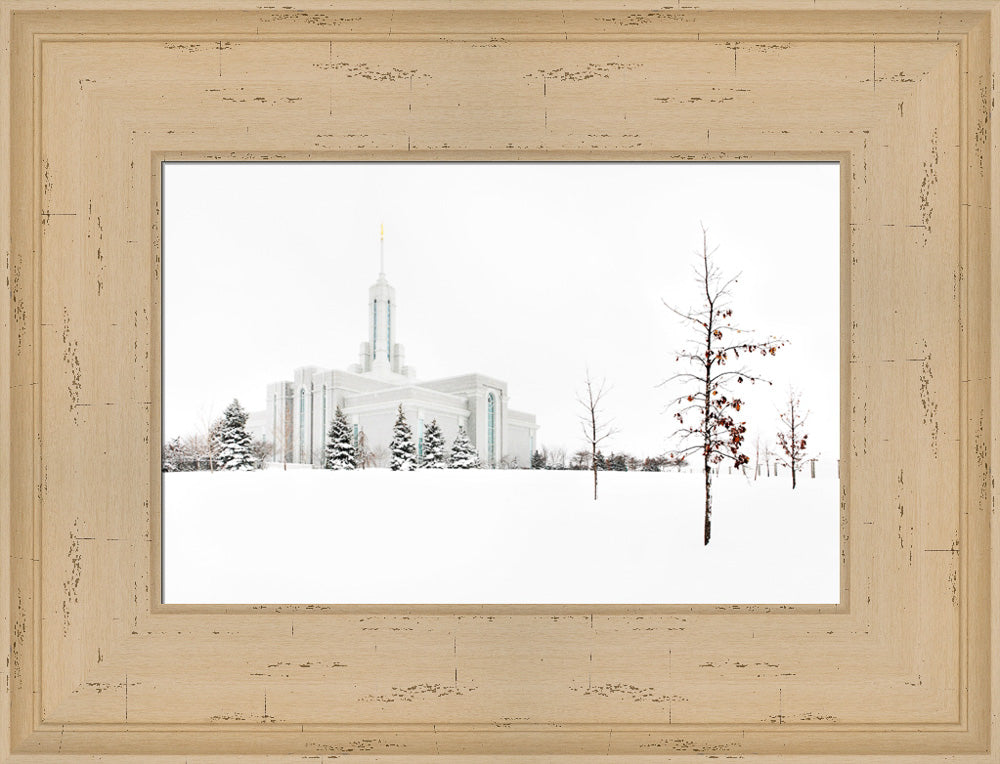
[593,450,607,471]
[214,399,257,471]
[531,450,546,469]
[449,426,480,469]
[608,453,628,472]
[420,419,446,468]
[162,437,183,472]
[389,405,416,471]
[324,405,356,470]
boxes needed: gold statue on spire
[379,223,385,276]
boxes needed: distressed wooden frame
[1,1,998,760]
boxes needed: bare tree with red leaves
[776,387,811,489]
[664,226,786,545]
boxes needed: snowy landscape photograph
[161,161,842,604]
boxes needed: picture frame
[1,1,996,760]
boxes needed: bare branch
[661,226,787,544]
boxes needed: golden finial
[380,222,384,240]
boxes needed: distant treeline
[531,448,686,472]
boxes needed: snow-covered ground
[162,468,840,605]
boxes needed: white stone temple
[247,229,539,467]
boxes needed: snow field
[163,468,840,604]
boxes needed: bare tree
[570,450,592,470]
[370,443,389,469]
[578,369,619,500]
[663,225,786,545]
[548,446,567,469]
[356,428,371,469]
[190,405,222,472]
[251,436,271,469]
[776,388,811,489]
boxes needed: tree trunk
[593,462,598,500]
[791,460,797,489]
[703,457,712,545]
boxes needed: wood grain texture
[0,1,997,760]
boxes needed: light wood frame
[1,1,998,760]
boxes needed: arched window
[321,385,327,437]
[387,300,392,361]
[372,300,378,359]
[487,393,496,467]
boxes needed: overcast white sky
[163,162,840,462]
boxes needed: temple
[247,228,539,467]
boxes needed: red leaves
[663,240,787,479]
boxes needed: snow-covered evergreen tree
[324,405,356,470]
[215,399,257,471]
[389,405,416,471]
[449,426,480,469]
[162,437,183,472]
[420,419,446,468]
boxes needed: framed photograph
[161,160,842,606]
[2,1,997,761]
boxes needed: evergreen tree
[608,453,628,472]
[593,450,607,471]
[162,437,183,472]
[324,405,356,470]
[531,450,546,469]
[420,419,446,468]
[215,399,257,471]
[449,426,480,469]
[389,405,416,471]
